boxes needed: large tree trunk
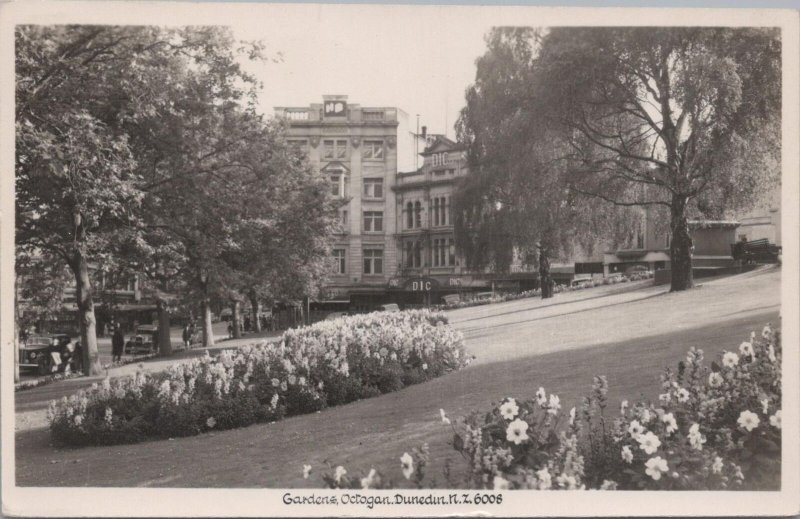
[72,253,100,375]
[669,194,694,292]
[156,298,172,356]
[539,244,554,299]
[232,300,242,339]
[250,294,261,333]
[200,290,215,348]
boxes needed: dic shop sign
[404,277,439,292]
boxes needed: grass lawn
[15,268,780,488]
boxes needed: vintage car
[19,334,82,375]
[124,325,159,355]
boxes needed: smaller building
[602,205,740,277]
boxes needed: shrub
[48,310,469,446]
[308,324,781,491]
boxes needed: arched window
[433,198,440,227]
[413,241,422,268]
[405,241,413,267]
[406,202,414,229]
[414,201,422,228]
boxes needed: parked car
[18,334,82,375]
[324,311,348,321]
[378,303,400,312]
[124,325,159,355]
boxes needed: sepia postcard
[1,1,798,517]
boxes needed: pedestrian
[244,316,251,332]
[182,323,192,350]
[112,323,125,363]
[227,321,233,339]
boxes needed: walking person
[182,323,192,350]
[112,324,125,363]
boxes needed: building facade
[276,96,424,310]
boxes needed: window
[433,198,440,226]
[363,211,383,232]
[413,241,422,268]
[432,239,448,267]
[363,249,383,275]
[323,140,348,160]
[287,139,308,153]
[406,202,414,229]
[448,239,455,266]
[363,178,384,199]
[332,249,346,274]
[405,242,413,268]
[433,239,440,267]
[414,201,422,228]
[330,175,342,197]
[362,140,384,160]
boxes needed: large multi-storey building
[275,95,422,310]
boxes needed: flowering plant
[49,310,469,446]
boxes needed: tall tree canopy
[534,27,781,290]
[16,25,337,370]
[455,27,636,297]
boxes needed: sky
[232,5,495,138]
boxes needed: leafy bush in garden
[309,323,780,491]
[48,310,468,446]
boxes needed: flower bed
[48,310,469,446]
[309,323,780,490]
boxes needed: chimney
[421,126,427,138]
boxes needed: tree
[533,27,781,291]
[15,26,268,371]
[455,28,636,298]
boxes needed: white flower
[506,419,529,445]
[361,468,377,489]
[620,400,629,416]
[637,431,661,455]
[661,413,677,435]
[621,445,633,464]
[761,398,769,415]
[400,452,414,479]
[303,464,312,479]
[628,420,645,438]
[548,394,561,415]
[640,409,652,424]
[645,456,669,481]
[536,387,547,406]
[600,479,618,490]
[206,417,216,429]
[711,456,724,474]
[270,393,279,409]
[334,465,347,484]
[708,372,723,388]
[535,467,552,490]
[722,352,739,369]
[104,407,113,425]
[499,398,519,421]
[769,410,782,429]
[288,374,297,385]
[658,393,671,405]
[271,378,280,387]
[688,423,706,451]
[440,408,451,425]
[493,475,510,490]
[280,381,288,392]
[73,414,83,426]
[739,341,755,357]
[676,388,690,403]
[556,473,578,489]
[421,363,428,371]
[737,410,760,432]
[762,324,772,339]
[569,407,576,426]
[767,344,776,363]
